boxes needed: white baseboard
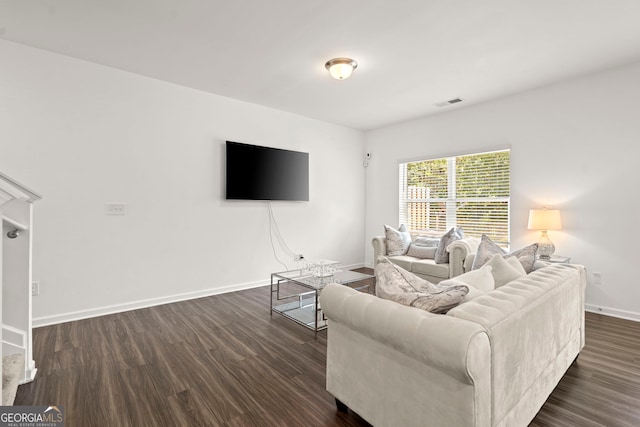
[585,304,640,323]
[33,278,268,328]
[33,262,368,328]
[343,262,366,270]
[20,360,37,385]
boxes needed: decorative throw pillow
[413,237,441,247]
[434,227,464,264]
[506,255,527,275]
[472,234,505,270]
[406,237,440,259]
[440,265,494,303]
[406,245,438,259]
[375,258,468,314]
[439,279,486,303]
[484,254,526,287]
[440,265,495,292]
[472,234,538,273]
[384,224,412,256]
[508,243,538,274]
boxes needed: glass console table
[270,269,374,337]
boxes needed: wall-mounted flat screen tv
[225,141,309,201]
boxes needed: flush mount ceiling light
[325,57,358,80]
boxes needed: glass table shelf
[270,268,374,337]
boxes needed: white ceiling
[2,0,640,130]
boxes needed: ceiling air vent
[434,98,464,107]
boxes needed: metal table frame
[270,269,374,337]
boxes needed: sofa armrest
[320,283,489,384]
[372,236,388,263]
[448,238,481,277]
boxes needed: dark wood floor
[16,271,640,426]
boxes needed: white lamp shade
[528,209,562,231]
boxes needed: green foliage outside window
[402,150,510,246]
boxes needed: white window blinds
[399,149,510,246]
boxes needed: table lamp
[528,208,562,260]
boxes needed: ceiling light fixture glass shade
[325,58,358,80]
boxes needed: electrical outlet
[105,203,127,215]
[32,281,40,296]
[294,253,304,262]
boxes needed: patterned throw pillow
[472,234,538,273]
[472,234,505,270]
[375,258,468,314]
[508,243,538,274]
[384,224,412,256]
[434,227,464,264]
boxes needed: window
[399,149,510,246]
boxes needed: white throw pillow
[485,253,525,287]
[441,265,495,292]
[440,265,495,303]
[506,256,527,275]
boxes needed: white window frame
[399,149,511,247]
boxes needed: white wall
[365,60,640,320]
[0,40,365,325]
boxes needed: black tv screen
[225,141,309,201]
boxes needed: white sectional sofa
[372,235,480,283]
[320,264,586,427]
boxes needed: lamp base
[537,230,555,259]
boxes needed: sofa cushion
[485,253,526,287]
[375,258,468,314]
[411,259,451,279]
[382,255,415,272]
[435,227,464,264]
[384,224,412,256]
